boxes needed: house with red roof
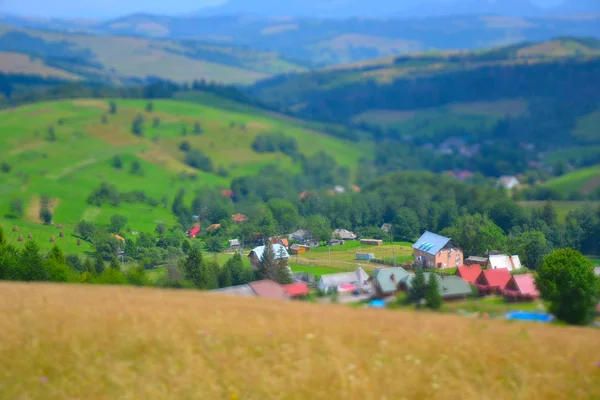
[207,224,221,231]
[503,274,540,302]
[221,189,233,198]
[456,265,482,284]
[284,282,310,299]
[189,226,201,239]
[475,268,511,295]
[232,213,248,224]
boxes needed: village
[201,218,580,321]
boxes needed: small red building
[503,274,540,302]
[475,268,511,295]
[456,265,482,284]
[284,283,310,299]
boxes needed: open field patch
[543,165,600,195]
[1,283,599,400]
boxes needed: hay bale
[57,224,63,229]
[12,226,18,232]
[50,236,55,243]
[59,231,65,238]
[27,233,32,239]
[77,239,82,246]
[18,234,24,242]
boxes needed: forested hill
[250,38,600,150]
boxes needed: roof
[319,267,371,289]
[221,189,233,198]
[210,284,256,297]
[207,224,221,230]
[229,239,240,246]
[372,267,411,295]
[479,268,511,289]
[510,274,539,297]
[456,265,482,284]
[332,229,357,240]
[466,256,488,263]
[488,255,521,271]
[189,226,201,237]
[114,234,125,242]
[248,280,289,300]
[284,282,310,297]
[381,223,392,233]
[412,231,452,256]
[249,244,290,260]
[232,213,248,223]
[405,274,472,298]
[291,229,311,239]
[271,237,289,247]
[594,267,600,276]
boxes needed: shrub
[146,102,154,112]
[112,155,123,170]
[193,122,203,134]
[185,148,213,172]
[101,114,108,124]
[46,126,56,142]
[130,160,144,176]
[39,196,53,225]
[5,198,24,219]
[179,140,191,152]
[109,101,117,114]
[1,161,10,173]
[131,114,144,136]
[153,117,160,127]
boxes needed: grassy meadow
[543,165,600,196]
[1,282,599,400]
[0,97,369,253]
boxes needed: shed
[356,253,375,261]
[476,268,511,295]
[210,284,257,297]
[248,280,289,300]
[370,267,411,297]
[503,274,540,301]
[284,282,310,298]
[290,244,310,255]
[317,267,371,294]
[361,239,383,246]
[487,255,522,272]
[333,229,357,240]
[465,256,488,266]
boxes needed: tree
[536,249,598,325]
[155,222,167,236]
[179,140,191,152]
[0,226,5,246]
[408,268,427,304]
[19,240,47,281]
[513,231,550,270]
[6,198,24,219]
[193,121,203,134]
[48,246,66,265]
[75,220,97,241]
[94,252,105,274]
[109,101,117,114]
[83,257,95,275]
[146,102,154,112]
[131,114,144,136]
[225,252,249,285]
[185,149,213,172]
[442,214,507,257]
[541,201,558,227]
[109,214,128,233]
[130,160,144,176]
[182,246,204,288]
[112,155,123,170]
[425,274,442,310]
[488,200,525,233]
[206,261,220,290]
[304,214,332,244]
[66,254,84,273]
[1,161,10,173]
[257,241,277,280]
[152,117,160,128]
[109,256,121,271]
[205,236,225,253]
[275,245,292,284]
[268,199,300,233]
[101,114,108,124]
[46,126,56,142]
[219,261,233,288]
[393,207,421,242]
[39,196,52,225]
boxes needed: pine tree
[193,121,203,134]
[110,256,121,271]
[0,225,5,246]
[219,261,233,288]
[425,273,443,310]
[146,102,154,113]
[275,246,293,284]
[19,240,47,281]
[109,101,117,114]
[83,257,95,274]
[206,261,220,290]
[48,245,66,265]
[408,268,427,304]
[227,252,246,285]
[94,252,105,274]
[182,246,203,288]
[257,241,276,280]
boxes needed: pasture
[0,97,368,253]
[1,282,599,399]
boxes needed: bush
[179,140,191,152]
[5,198,24,219]
[131,114,144,136]
[193,122,203,134]
[112,155,123,170]
[46,126,56,142]
[1,161,10,173]
[39,196,52,225]
[185,148,213,172]
[94,268,128,285]
[153,117,160,127]
[109,101,117,114]
[146,102,154,112]
[130,160,144,176]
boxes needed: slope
[0,24,305,84]
[1,282,599,399]
[0,96,370,252]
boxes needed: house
[210,284,257,297]
[413,231,463,269]
[456,265,483,284]
[475,268,512,295]
[465,256,488,266]
[503,274,540,301]
[248,280,289,300]
[356,253,375,261]
[594,267,600,277]
[351,185,361,193]
[189,226,201,239]
[270,237,289,248]
[113,234,125,242]
[284,282,310,299]
[232,213,248,224]
[402,273,472,300]
[497,176,520,190]
[207,224,221,231]
[221,189,233,198]
[360,239,383,246]
[248,244,290,269]
[229,239,241,250]
[370,267,411,298]
[290,229,319,247]
[329,239,345,246]
[381,223,392,233]
[334,185,346,194]
[290,244,310,255]
[332,229,357,240]
[317,267,371,294]
[299,191,311,200]
[487,255,522,272]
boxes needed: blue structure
[505,311,553,323]
[370,299,386,309]
[356,253,375,261]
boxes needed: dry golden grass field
[1,282,599,400]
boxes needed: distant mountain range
[196,0,599,18]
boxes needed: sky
[0,0,569,19]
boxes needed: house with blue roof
[412,231,463,269]
[248,244,290,269]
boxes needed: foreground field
[1,283,599,399]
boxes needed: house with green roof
[402,273,472,300]
[370,267,411,298]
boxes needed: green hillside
[0,95,369,252]
[544,165,600,196]
[0,24,305,84]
